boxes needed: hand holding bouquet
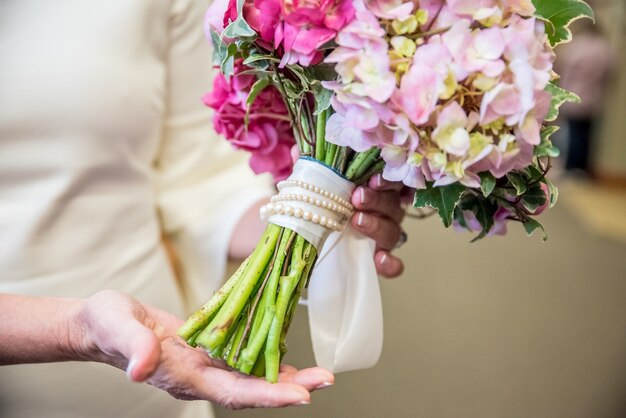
[178,0,593,382]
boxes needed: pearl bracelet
[270,193,353,217]
[260,202,344,231]
[277,179,353,210]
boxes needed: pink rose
[203,61,296,180]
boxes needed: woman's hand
[350,174,410,279]
[75,290,334,409]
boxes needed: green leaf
[454,206,469,230]
[523,218,548,241]
[470,199,498,242]
[521,184,548,213]
[244,78,271,126]
[246,78,270,110]
[312,85,333,116]
[535,126,561,158]
[507,172,528,196]
[478,172,496,197]
[545,82,581,122]
[210,30,229,67]
[414,184,466,228]
[545,178,559,208]
[243,54,280,69]
[222,16,256,40]
[525,165,545,183]
[532,0,594,46]
[222,0,257,39]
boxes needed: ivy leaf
[532,0,594,46]
[525,165,546,183]
[222,0,257,39]
[545,83,581,122]
[534,126,561,158]
[244,78,271,125]
[507,172,528,196]
[454,206,469,230]
[222,17,256,40]
[470,199,497,242]
[243,54,280,69]
[523,218,548,241]
[479,172,496,197]
[521,184,548,213]
[312,84,333,115]
[545,178,559,208]
[414,184,466,228]
[210,30,229,67]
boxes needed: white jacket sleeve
[155,0,273,311]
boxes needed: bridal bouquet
[178,0,593,382]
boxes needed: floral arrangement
[178,0,593,382]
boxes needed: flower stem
[315,109,328,162]
[346,147,381,180]
[195,224,281,357]
[279,242,316,357]
[265,235,307,383]
[177,255,250,341]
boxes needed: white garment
[0,0,272,417]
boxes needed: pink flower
[205,0,232,35]
[396,63,440,126]
[249,0,283,44]
[453,206,510,236]
[203,61,295,180]
[367,0,415,19]
[278,0,356,67]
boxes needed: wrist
[63,298,98,362]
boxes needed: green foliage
[523,218,548,241]
[521,183,548,213]
[458,194,498,242]
[222,17,257,39]
[312,84,333,115]
[507,172,528,196]
[532,0,594,46]
[244,78,271,125]
[535,126,561,158]
[545,178,559,208]
[414,183,465,228]
[545,83,581,122]
[479,172,496,197]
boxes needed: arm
[0,291,333,409]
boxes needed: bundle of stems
[177,96,384,382]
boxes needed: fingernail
[296,400,310,406]
[126,357,137,381]
[376,174,383,188]
[315,381,334,390]
[357,212,367,227]
[359,188,368,205]
[380,253,389,266]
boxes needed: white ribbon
[267,158,383,372]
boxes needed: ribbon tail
[307,226,384,373]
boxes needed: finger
[368,174,405,191]
[88,291,162,382]
[291,145,300,164]
[122,324,162,382]
[202,368,311,409]
[374,250,404,278]
[279,366,334,391]
[352,187,405,223]
[352,212,403,250]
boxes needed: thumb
[290,145,300,164]
[122,323,162,383]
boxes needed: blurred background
[216,1,626,417]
